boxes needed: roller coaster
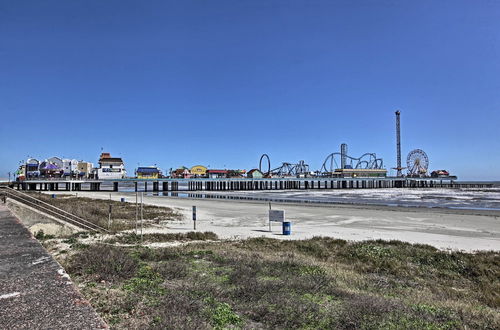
[319,147,384,173]
[259,154,309,177]
[259,144,384,177]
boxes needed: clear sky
[1,0,499,180]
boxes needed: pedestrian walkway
[0,205,107,329]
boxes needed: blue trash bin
[121,197,125,202]
[282,221,291,235]
[51,194,56,199]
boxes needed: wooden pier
[11,177,494,192]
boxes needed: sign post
[269,209,285,232]
[192,206,197,230]
[268,202,272,232]
[108,204,112,230]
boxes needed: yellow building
[136,167,161,179]
[190,165,208,177]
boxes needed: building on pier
[47,157,63,169]
[96,153,126,179]
[190,165,208,177]
[77,161,94,179]
[332,168,387,178]
[39,161,63,178]
[172,167,192,178]
[26,158,40,179]
[15,165,26,181]
[247,169,264,179]
[227,169,246,178]
[62,159,79,177]
[136,166,162,179]
[207,169,228,179]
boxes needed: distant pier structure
[393,110,405,177]
[11,177,493,193]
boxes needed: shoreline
[57,189,500,217]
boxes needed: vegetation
[29,193,181,231]
[62,237,500,329]
[34,229,55,240]
[105,231,218,245]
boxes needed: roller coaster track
[0,187,109,233]
[320,152,384,173]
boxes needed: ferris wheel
[407,149,429,177]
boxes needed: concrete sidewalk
[0,205,106,329]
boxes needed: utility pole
[135,191,138,234]
[108,193,112,230]
[140,192,144,243]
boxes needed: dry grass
[29,193,181,231]
[105,231,218,245]
[62,237,500,329]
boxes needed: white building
[62,159,79,177]
[96,153,126,179]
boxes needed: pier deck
[10,177,493,193]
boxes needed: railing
[0,187,109,233]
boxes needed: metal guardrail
[0,187,109,233]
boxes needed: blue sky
[1,0,499,180]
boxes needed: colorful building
[190,165,208,177]
[26,158,40,179]
[136,166,162,179]
[247,169,264,179]
[172,167,191,178]
[47,156,63,169]
[39,161,63,178]
[16,165,26,181]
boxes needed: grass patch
[62,237,500,329]
[106,231,218,244]
[65,244,139,282]
[28,193,182,231]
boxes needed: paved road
[0,205,106,329]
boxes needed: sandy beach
[50,190,500,252]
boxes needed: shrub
[204,298,242,329]
[34,230,55,240]
[66,245,138,282]
[123,264,166,300]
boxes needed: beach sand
[50,191,500,252]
